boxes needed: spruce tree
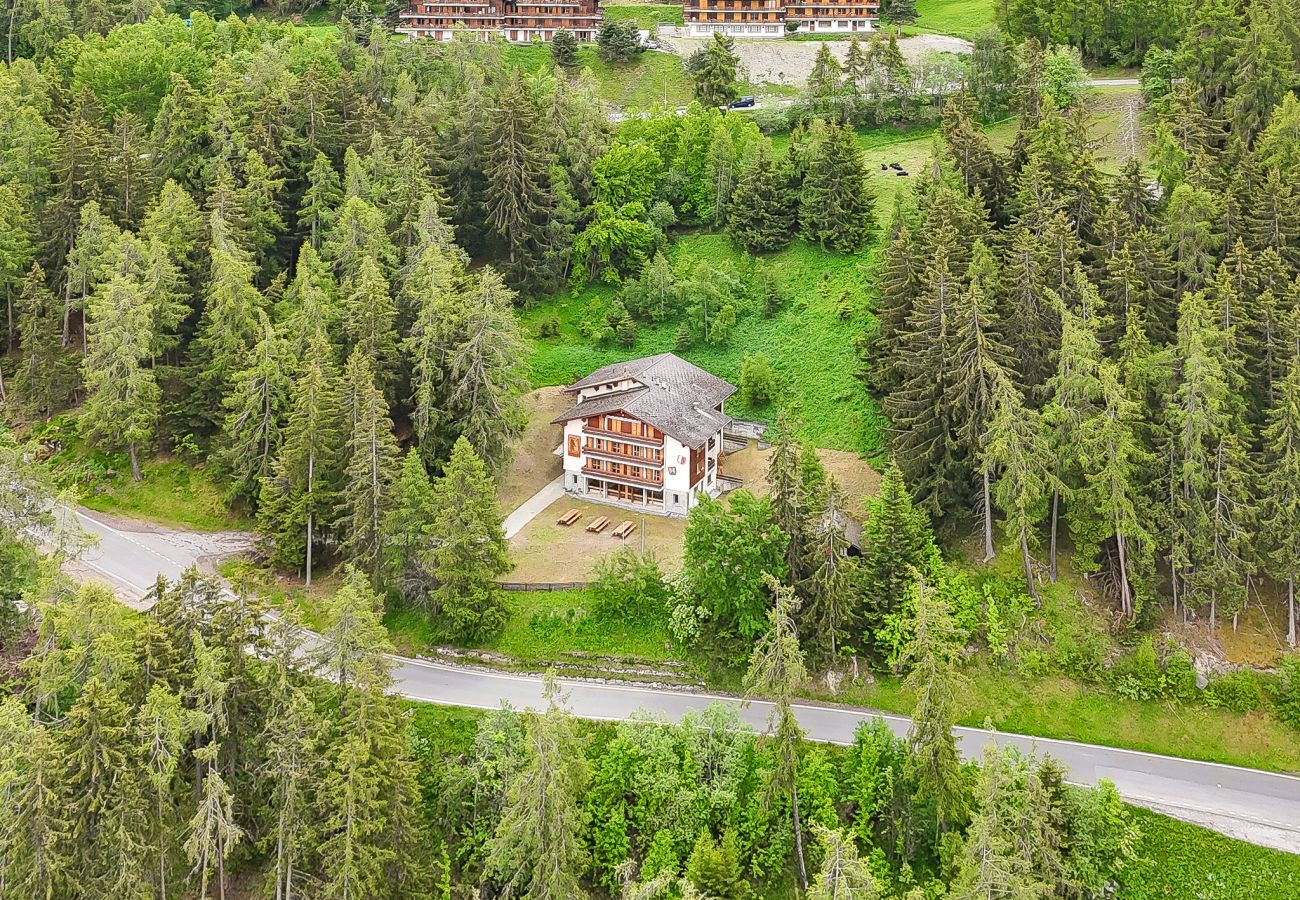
[800,122,875,252]
[901,573,968,832]
[744,576,811,889]
[340,348,401,585]
[81,275,159,481]
[299,152,342,252]
[551,28,580,70]
[858,461,933,660]
[691,33,740,108]
[807,823,879,900]
[258,338,345,586]
[983,371,1052,602]
[341,253,399,398]
[382,451,438,599]
[426,437,510,639]
[0,182,35,353]
[219,311,293,504]
[488,676,590,900]
[14,264,78,418]
[1261,335,1300,647]
[726,142,796,254]
[805,480,858,661]
[192,212,264,425]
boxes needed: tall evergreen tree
[858,461,933,659]
[488,676,590,900]
[13,264,78,418]
[1261,336,1300,646]
[81,274,159,481]
[340,348,401,585]
[745,576,811,889]
[800,123,875,252]
[426,437,510,639]
[726,142,797,254]
[219,311,293,504]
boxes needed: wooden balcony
[581,423,664,446]
[582,463,663,488]
[583,443,664,467]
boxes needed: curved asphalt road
[65,507,1300,853]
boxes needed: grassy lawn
[912,0,997,40]
[520,233,885,453]
[504,44,695,109]
[1123,807,1300,897]
[507,497,687,580]
[603,3,685,28]
[719,444,880,517]
[497,387,568,512]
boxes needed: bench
[556,508,580,526]
[611,520,635,539]
[585,516,610,533]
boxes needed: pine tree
[81,275,159,481]
[136,685,192,900]
[767,415,817,584]
[869,208,921,395]
[62,200,119,350]
[219,311,293,504]
[901,573,968,833]
[258,339,345,586]
[427,437,510,639]
[340,348,401,585]
[489,676,590,900]
[744,575,811,889]
[106,109,155,227]
[185,746,243,900]
[1225,4,1291,147]
[0,704,70,898]
[382,451,438,599]
[881,0,917,35]
[14,264,78,419]
[278,244,339,358]
[806,45,844,120]
[800,123,875,252]
[726,142,797,254]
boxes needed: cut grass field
[507,497,687,581]
[602,3,685,28]
[912,0,997,41]
[504,45,695,109]
[520,233,886,453]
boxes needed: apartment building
[397,0,599,41]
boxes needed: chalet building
[684,0,785,37]
[783,0,879,34]
[683,0,877,37]
[396,0,599,41]
[552,354,736,516]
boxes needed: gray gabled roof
[551,353,737,447]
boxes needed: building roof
[552,353,737,447]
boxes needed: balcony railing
[583,443,665,466]
[581,423,664,446]
[582,464,663,488]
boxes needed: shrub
[1111,637,1164,701]
[1204,670,1271,713]
[739,351,776,406]
[1272,655,1300,729]
[1163,650,1199,702]
[590,548,669,622]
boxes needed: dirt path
[658,33,971,88]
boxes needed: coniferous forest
[0,0,1299,897]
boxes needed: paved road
[67,507,1300,853]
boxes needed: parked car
[728,96,756,109]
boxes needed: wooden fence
[497,581,591,592]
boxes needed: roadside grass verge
[33,416,254,532]
[1122,807,1300,897]
[520,233,886,453]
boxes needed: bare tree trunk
[1288,575,1295,649]
[129,443,142,481]
[791,781,808,890]
[305,451,315,588]
[981,465,994,562]
[1048,489,1060,582]
[1115,529,1132,619]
